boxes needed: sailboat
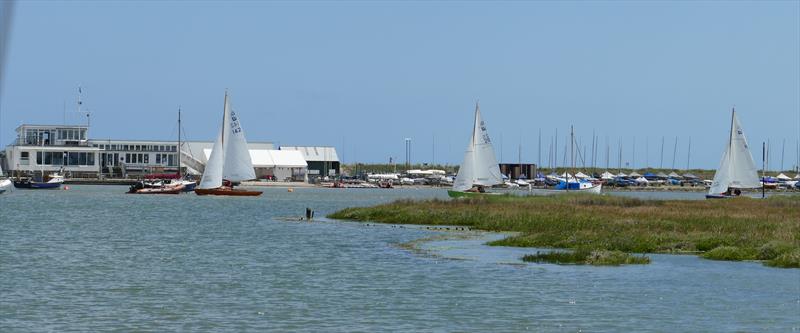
[128,108,196,194]
[529,126,602,195]
[0,163,11,194]
[447,102,504,198]
[706,108,761,199]
[195,92,262,196]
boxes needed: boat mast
[221,91,227,178]
[40,132,44,180]
[178,107,182,178]
[568,125,573,192]
[472,101,478,187]
[729,108,735,147]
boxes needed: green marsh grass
[328,194,800,268]
[521,249,650,266]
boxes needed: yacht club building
[2,124,339,181]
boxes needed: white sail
[198,92,256,189]
[222,102,256,182]
[453,103,503,191]
[198,97,228,189]
[709,109,761,194]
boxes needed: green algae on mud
[328,194,800,268]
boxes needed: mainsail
[453,103,503,192]
[198,92,256,189]
[708,109,760,194]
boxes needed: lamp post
[405,138,412,170]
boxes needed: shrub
[522,249,650,266]
[756,241,795,260]
[765,249,800,268]
[701,246,757,261]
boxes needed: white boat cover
[601,171,615,179]
[368,173,400,180]
[574,172,590,179]
[776,173,791,180]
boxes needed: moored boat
[127,182,185,194]
[13,173,64,189]
[195,91,262,197]
[0,163,11,193]
[529,179,602,195]
[0,178,11,194]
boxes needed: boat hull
[528,184,603,195]
[0,179,11,193]
[181,181,197,192]
[447,190,501,198]
[195,187,262,196]
[128,187,184,194]
[705,194,735,199]
[12,180,62,189]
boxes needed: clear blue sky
[2,1,799,170]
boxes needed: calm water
[1,186,798,332]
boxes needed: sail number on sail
[230,110,242,134]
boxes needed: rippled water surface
[1,186,798,332]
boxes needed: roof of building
[280,146,339,162]
[202,149,307,168]
[252,150,307,168]
[16,124,89,131]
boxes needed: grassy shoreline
[328,194,800,268]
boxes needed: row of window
[57,129,86,141]
[20,151,177,167]
[24,129,86,143]
[124,153,177,166]
[94,144,177,152]
[33,151,95,166]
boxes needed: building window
[143,154,149,164]
[168,154,175,166]
[68,152,79,165]
[156,154,161,164]
[53,152,64,165]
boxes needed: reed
[521,249,651,266]
[328,194,800,268]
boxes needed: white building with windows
[2,124,336,182]
[4,124,100,177]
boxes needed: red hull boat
[195,186,262,196]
